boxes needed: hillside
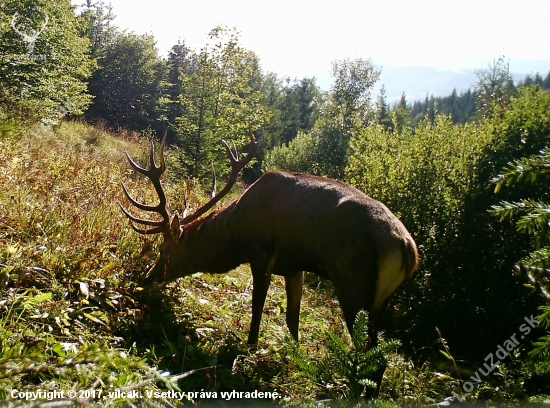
[0,122,358,406]
[374,61,550,102]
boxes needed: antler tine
[119,203,166,227]
[221,139,239,164]
[127,220,167,235]
[125,151,148,176]
[120,201,169,235]
[147,135,166,173]
[180,125,262,225]
[121,133,171,235]
[119,203,168,235]
[224,124,262,174]
[210,163,217,199]
[121,183,162,213]
[125,134,166,177]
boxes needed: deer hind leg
[336,283,376,337]
[247,251,277,344]
[331,259,379,337]
[335,276,387,400]
[284,271,304,341]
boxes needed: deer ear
[170,214,181,241]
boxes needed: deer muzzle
[144,260,166,283]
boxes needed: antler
[180,125,262,225]
[121,127,262,235]
[120,134,171,235]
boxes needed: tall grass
[0,122,188,405]
[0,122,343,406]
[1,121,523,406]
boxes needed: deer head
[11,11,49,54]
[120,126,262,282]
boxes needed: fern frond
[325,330,355,375]
[285,310,401,402]
[284,336,320,382]
[526,334,550,375]
[536,305,550,330]
[361,339,401,374]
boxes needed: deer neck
[179,209,245,274]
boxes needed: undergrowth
[0,121,541,406]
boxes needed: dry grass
[0,121,352,406]
[0,121,477,407]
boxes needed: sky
[75,0,550,93]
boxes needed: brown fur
[147,171,419,344]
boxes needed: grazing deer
[121,127,419,345]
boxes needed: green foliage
[474,56,516,118]
[491,199,550,245]
[329,58,381,130]
[259,76,321,151]
[158,41,197,143]
[0,122,356,406]
[492,148,550,193]
[528,303,550,374]
[86,31,164,132]
[0,123,221,405]
[348,114,486,265]
[174,26,270,180]
[347,87,550,361]
[409,89,477,126]
[487,87,550,263]
[490,147,550,377]
[78,1,170,134]
[264,58,380,179]
[0,0,95,123]
[77,0,117,59]
[263,130,320,174]
[264,116,354,179]
[286,310,400,403]
[374,85,392,129]
[483,86,550,173]
[0,327,195,406]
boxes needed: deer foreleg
[284,271,304,341]
[247,252,276,344]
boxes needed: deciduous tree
[175,26,269,180]
[0,0,95,123]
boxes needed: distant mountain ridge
[375,60,550,103]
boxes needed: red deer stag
[121,127,419,345]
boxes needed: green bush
[346,87,550,359]
[0,0,95,123]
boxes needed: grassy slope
[2,122,530,407]
[0,122,353,406]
